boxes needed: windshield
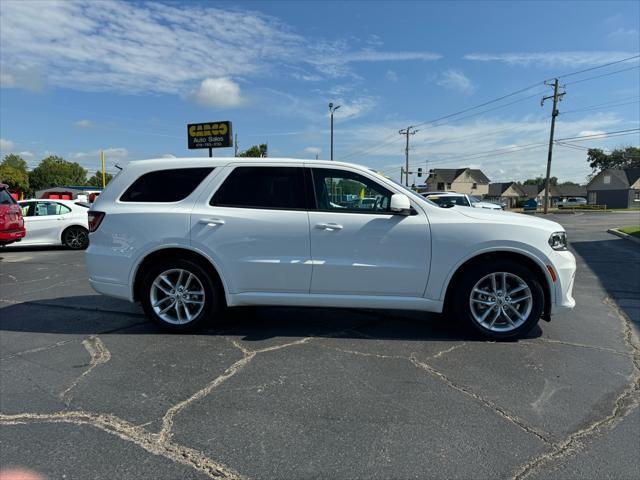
[469,195,481,203]
[427,195,469,207]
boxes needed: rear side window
[0,188,16,205]
[120,168,213,202]
[210,166,306,210]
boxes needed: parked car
[86,158,576,340]
[557,197,587,208]
[16,199,90,249]
[423,192,503,210]
[0,184,26,246]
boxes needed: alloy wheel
[469,272,533,333]
[149,268,206,325]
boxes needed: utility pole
[399,126,418,186]
[541,78,565,213]
[234,133,238,156]
[329,103,341,160]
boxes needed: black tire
[63,226,89,250]
[140,258,220,332]
[453,260,544,340]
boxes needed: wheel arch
[132,247,227,306]
[442,250,552,320]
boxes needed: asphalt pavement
[1,212,639,480]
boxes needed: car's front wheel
[140,258,219,332]
[453,260,544,340]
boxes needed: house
[425,168,490,195]
[486,182,527,208]
[586,168,640,208]
[520,183,587,207]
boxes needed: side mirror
[390,193,411,215]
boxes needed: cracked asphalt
[1,212,639,480]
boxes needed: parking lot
[1,212,638,479]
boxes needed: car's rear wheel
[63,226,89,250]
[453,260,544,340]
[140,258,219,332]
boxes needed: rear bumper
[89,278,133,302]
[0,228,26,243]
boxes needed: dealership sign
[187,121,233,149]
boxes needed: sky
[0,0,639,185]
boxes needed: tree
[587,146,640,173]
[1,154,28,172]
[522,176,558,186]
[86,171,114,187]
[28,156,87,191]
[238,144,268,158]
[0,164,29,193]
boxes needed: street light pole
[329,103,340,160]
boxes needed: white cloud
[575,130,606,137]
[0,138,15,151]
[333,112,626,183]
[191,77,244,108]
[71,147,129,171]
[386,70,399,82]
[304,147,321,157]
[74,119,93,129]
[0,1,443,93]
[436,70,475,94]
[607,28,639,41]
[330,97,378,122]
[18,151,35,160]
[463,51,638,67]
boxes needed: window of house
[311,168,392,213]
[635,192,640,201]
[603,175,611,184]
[437,182,445,190]
[121,167,213,202]
[472,183,477,189]
[446,183,452,189]
[211,166,306,210]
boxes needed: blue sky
[1,0,638,184]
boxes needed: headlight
[549,231,568,250]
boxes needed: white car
[17,199,90,249]
[557,197,587,208]
[424,192,502,210]
[86,158,576,340]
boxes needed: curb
[607,228,640,245]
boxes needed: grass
[618,225,640,239]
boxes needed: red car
[0,183,26,246]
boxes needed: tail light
[88,211,105,232]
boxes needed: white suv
[86,158,576,340]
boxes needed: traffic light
[417,168,423,177]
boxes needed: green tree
[86,170,114,187]
[0,164,29,193]
[238,144,268,158]
[587,146,640,173]
[522,176,558,186]
[28,156,87,191]
[1,153,28,172]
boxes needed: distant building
[587,168,640,208]
[425,168,490,195]
[521,183,587,207]
[486,182,527,208]
[35,185,103,202]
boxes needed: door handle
[315,223,343,231]
[198,218,225,226]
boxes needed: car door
[22,201,70,244]
[191,164,313,294]
[308,166,431,297]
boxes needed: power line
[561,97,640,115]
[556,54,640,79]
[564,65,640,86]
[555,128,640,142]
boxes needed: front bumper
[549,249,576,314]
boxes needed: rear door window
[120,167,213,202]
[0,188,16,205]
[210,166,306,210]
